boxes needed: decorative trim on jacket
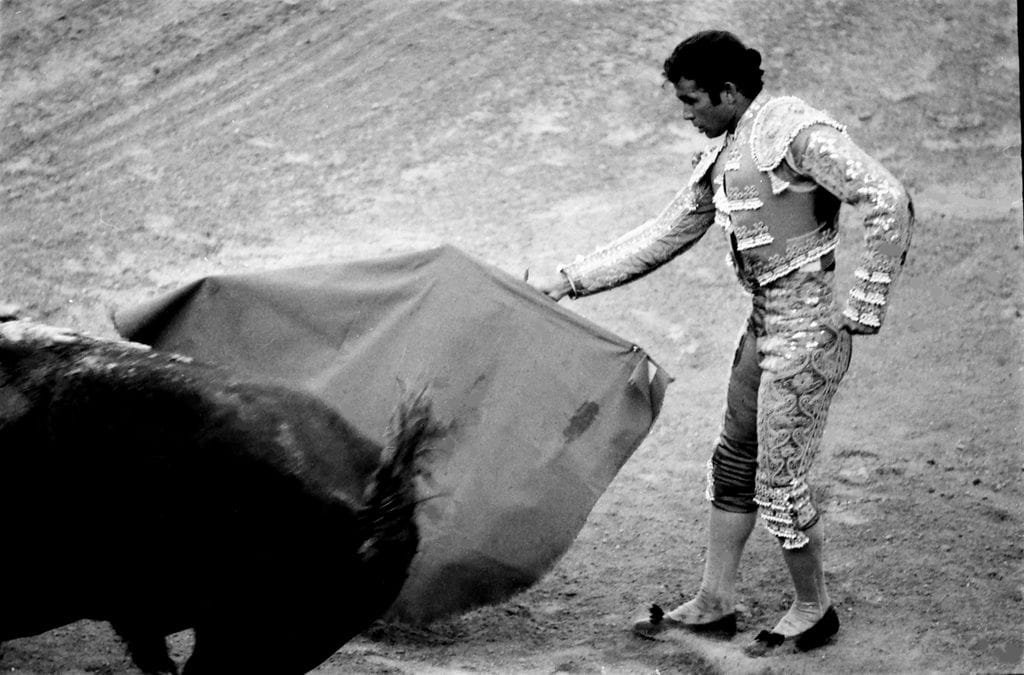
[559,93,913,331]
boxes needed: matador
[530,30,913,656]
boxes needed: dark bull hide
[0,319,440,674]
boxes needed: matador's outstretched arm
[559,169,718,298]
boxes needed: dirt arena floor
[1,1,1021,673]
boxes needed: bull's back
[0,334,383,641]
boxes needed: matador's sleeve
[788,125,914,329]
[558,160,717,298]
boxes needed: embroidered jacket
[560,93,914,330]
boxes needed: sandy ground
[1,0,1022,673]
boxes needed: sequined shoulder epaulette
[749,96,846,172]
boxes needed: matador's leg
[634,320,760,639]
[671,322,763,625]
[752,271,853,641]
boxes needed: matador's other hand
[838,314,880,335]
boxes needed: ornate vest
[692,95,847,289]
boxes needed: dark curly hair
[663,30,764,104]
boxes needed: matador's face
[673,77,735,139]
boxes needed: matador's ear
[721,81,739,104]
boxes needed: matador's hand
[525,269,572,302]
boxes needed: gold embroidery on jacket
[750,96,846,171]
[734,221,773,250]
[793,127,913,327]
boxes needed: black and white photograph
[1,0,1021,673]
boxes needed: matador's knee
[704,435,759,514]
[753,477,819,549]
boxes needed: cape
[114,245,669,622]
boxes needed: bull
[0,318,439,674]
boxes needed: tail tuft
[358,385,444,563]
[377,385,441,486]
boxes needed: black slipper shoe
[632,603,738,640]
[743,605,840,657]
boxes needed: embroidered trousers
[705,270,853,549]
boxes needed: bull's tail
[357,386,441,570]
